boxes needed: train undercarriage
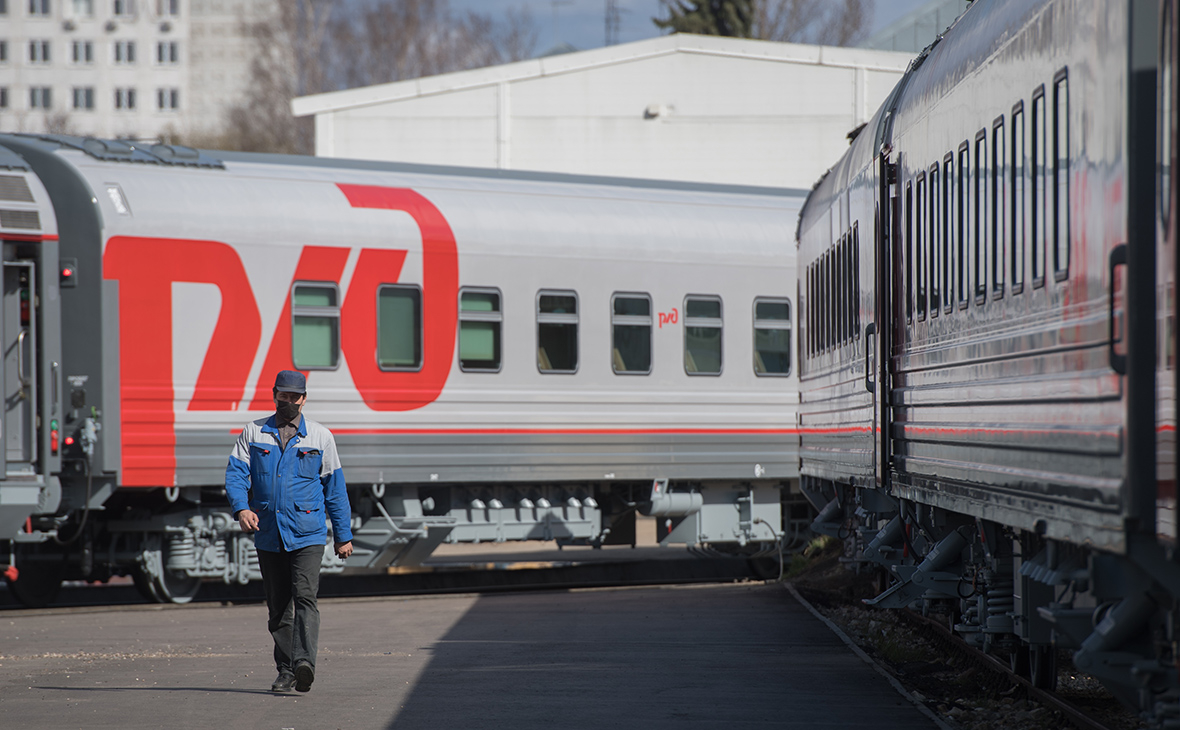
[3,476,800,608]
[803,475,1180,726]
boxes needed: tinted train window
[916,173,927,320]
[292,282,339,370]
[945,155,956,312]
[993,117,1006,298]
[612,293,652,374]
[754,298,791,376]
[684,295,722,375]
[378,285,422,370]
[974,133,988,302]
[1012,104,1026,293]
[906,182,914,322]
[930,164,941,316]
[1032,87,1047,286]
[958,146,969,308]
[459,288,501,372]
[1054,71,1070,280]
[537,291,578,373]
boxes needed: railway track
[788,582,1139,730]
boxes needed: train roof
[0,134,806,202]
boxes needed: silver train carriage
[0,133,803,606]
[797,0,1180,720]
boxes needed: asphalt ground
[0,582,941,730]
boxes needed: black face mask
[276,400,302,422]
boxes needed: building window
[113,0,134,16]
[29,86,51,109]
[0,1,7,14]
[611,293,652,374]
[537,291,577,373]
[156,40,178,64]
[458,288,501,372]
[28,0,49,15]
[376,285,421,371]
[72,40,93,63]
[0,41,7,63]
[72,86,94,109]
[70,0,93,16]
[156,87,178,110]
[684,295,722,375]
[0,88,8,109]
[28,39,50,63]
[114,40,135,64]
[114,87,136,109]
[291,283,339,370]
[157,0,177,15]
[753,298,791,376]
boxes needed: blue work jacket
[224,414,353,552]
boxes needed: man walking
[225,370,353,693]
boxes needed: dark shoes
[271,671,296,693]
[294,661,315,693]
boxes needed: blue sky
[449,0,933,52]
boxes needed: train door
[1159,0,1178,543]
[3,259,36,474]
[870,151,896,488]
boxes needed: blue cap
[273,370,306,394]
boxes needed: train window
[916,173,927,320]
[1012,103,1025,294]
[838,237,847,344]
[754,298,791,376]
[992,117,1006,298]
[974,132,988,303]
[930,164,941,317]
[846,233,855,338]
[806,264,813,357]
[537,291,578,373]
[611,293,652,374]
[853,225,861,333]
[1031,86,1047,287]
[377,285,422,371]
[945,155,956,314]
[958,145,970,309]
[1053,70,1070,281]
[458,288,502,372]
[291,282,340,370]
[822,252,831,349]
[906,182,914,323]
[684,296,722,375]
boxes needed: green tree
[654,0,755,38]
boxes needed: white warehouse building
[293,34,914,189]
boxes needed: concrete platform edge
[785,582,954,730]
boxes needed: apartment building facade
[0,0,272,140]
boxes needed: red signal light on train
[64,436,74,447]
[59,258,79,288]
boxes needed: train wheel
[1028,645,1057,690]
[7,559,64,608]
[135,538,201,604]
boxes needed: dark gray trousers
[257,545,322,673]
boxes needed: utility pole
[605,0,621,46]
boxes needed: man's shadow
[35,685,294,697]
